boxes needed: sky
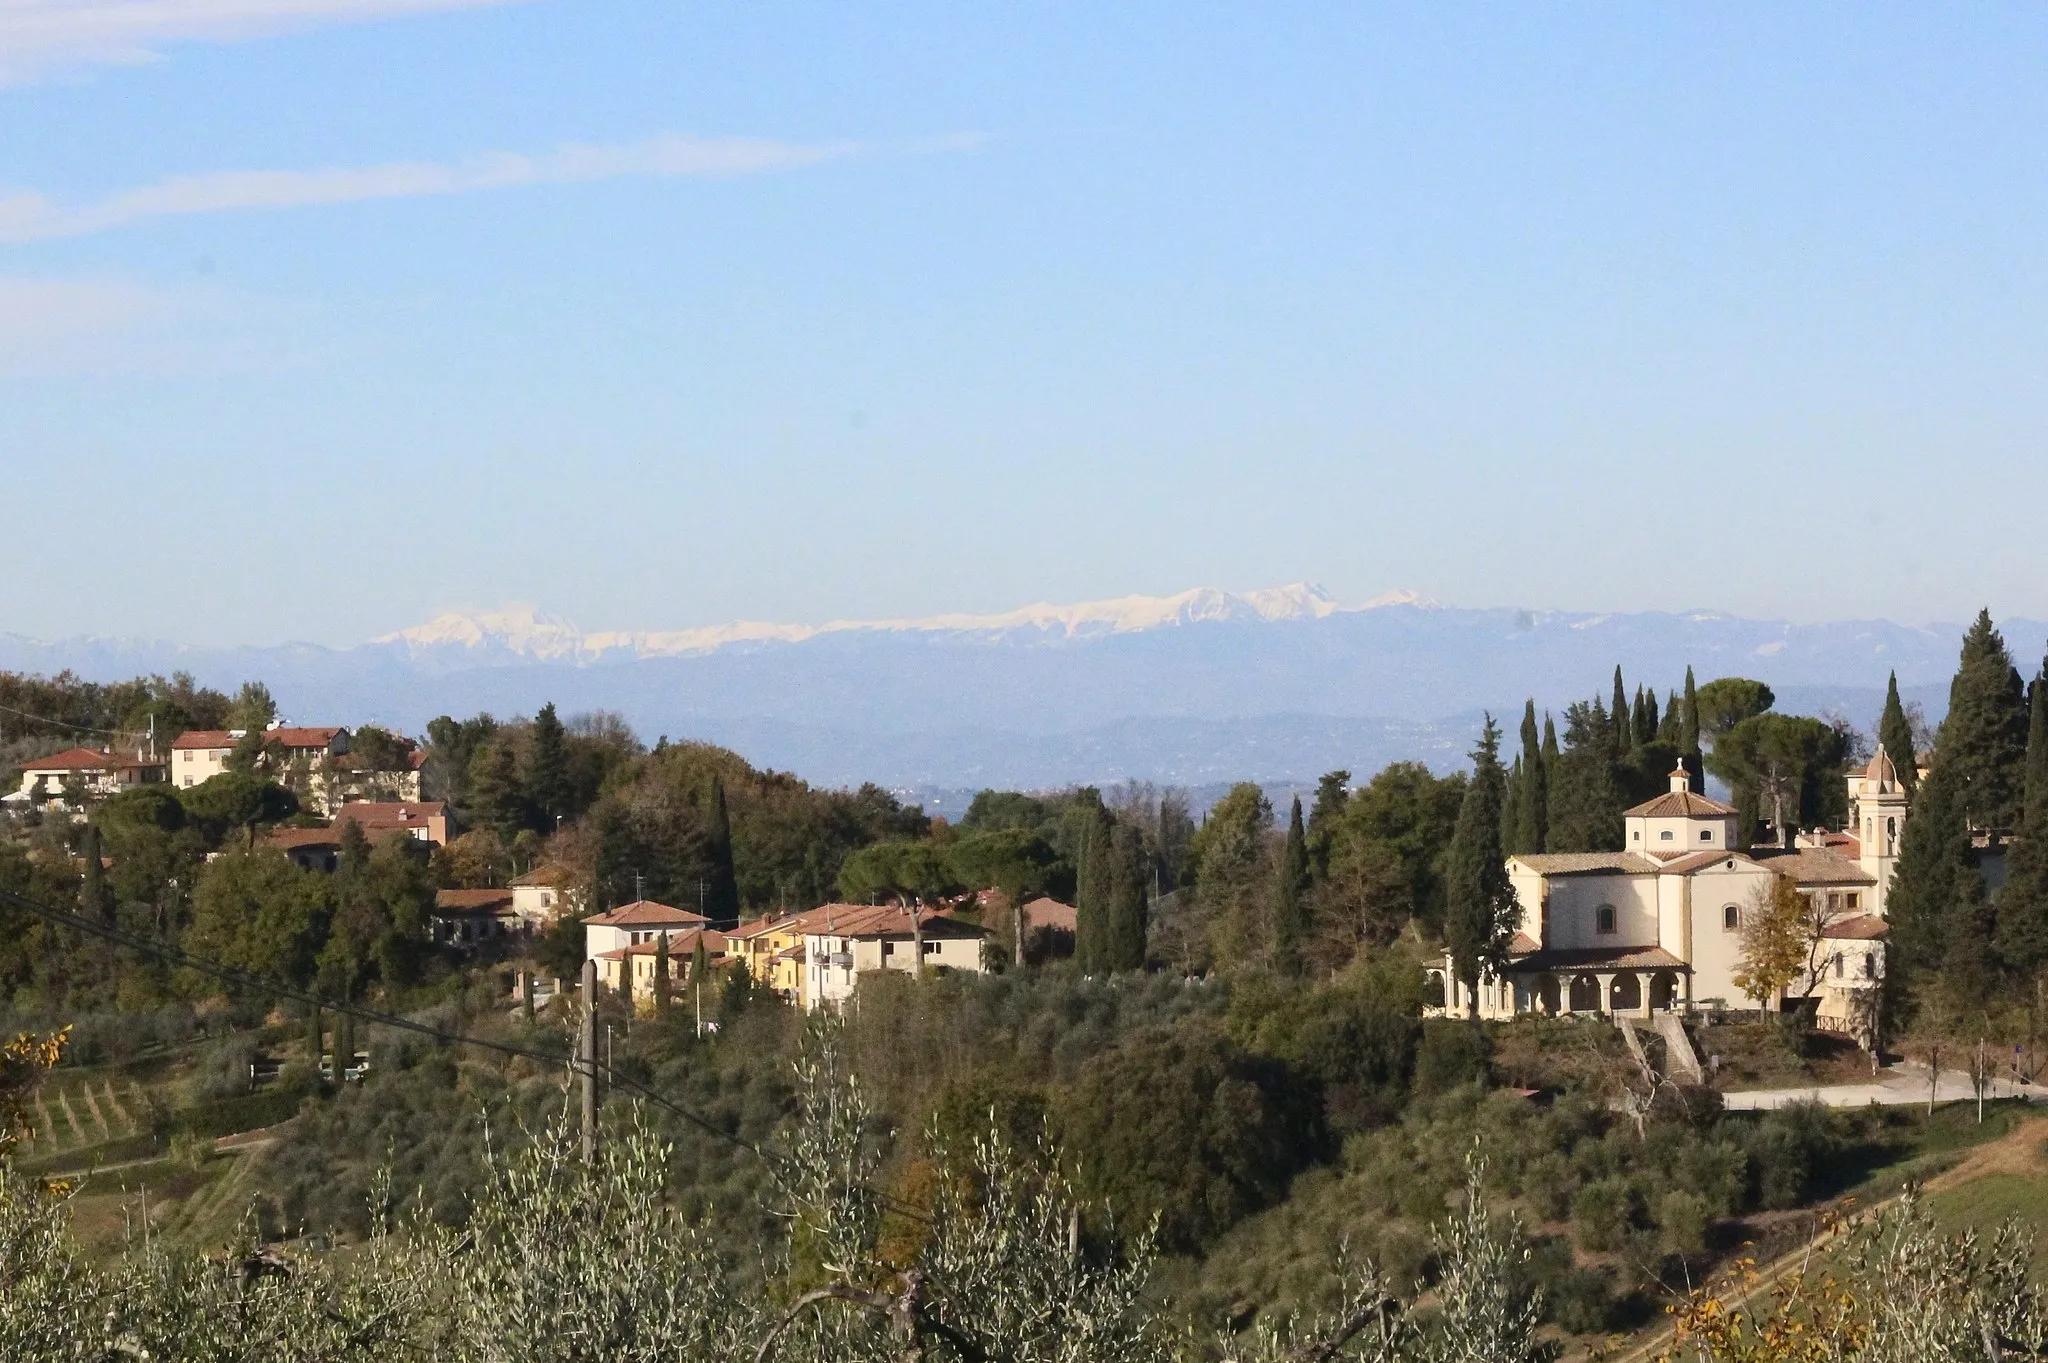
[4,2,2048,647]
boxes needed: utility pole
[579,958,599,1163]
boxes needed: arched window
[1833,953,1844,978]
[1722,904,1740,931]
[1596,904,1617,935]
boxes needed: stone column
[1596,972,1617,1016]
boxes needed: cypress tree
[338,817,372,877]
[1632,685,1656,749]
[1273,797,1309,976]
[1996,795,2048,979]
[1879,671,1918,797]
[306,1005,324,1083]
[1443,715,1519,1017]
[1107,823,1150,972]
[2026,665,2048,828]
[653,933,671,1017]
[1611,668,1630,754]
[1513,700,1547,855]
[1073,806,1113,973]
[691,933,710,988]
[703,776,741,928]
[1886,762,1972,998]
[1305,770,1350,879]
[1502,756,1524,851]
[526,701,570,827]
[1680,667,1703,792]
[1658,689,1682,744]
[335,1004,355,1084]
[1540,714,1561,849]
[1939,610,2030,831]
[79,823,113,926]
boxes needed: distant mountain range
[1,585,2022,799]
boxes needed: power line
[0,884,765,1162]
[0,702,141,741]
[0,883,934,1224]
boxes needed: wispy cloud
[0,0,523,84]
[0,272,228,373]
[0,132,980,243]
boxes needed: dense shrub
[1057,1019,1322,1251]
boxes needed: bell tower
[1850,751,1910,917]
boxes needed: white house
[583,900,712,961]
[172,725,350,812]
[6,746,166,807]
[800,904,991,1013]
[510,862,584,930]
[1446,759,1898,1037]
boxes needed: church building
[1443,753,1905,1035]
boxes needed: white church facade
[1444,753,1908,1036]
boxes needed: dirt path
[1602,1116,2048,1363]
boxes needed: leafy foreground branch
[0,1031,2036,1363]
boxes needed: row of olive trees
[0,1028,2039,1363]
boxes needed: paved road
[1721,1063,2042,1110]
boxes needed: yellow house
[597,927,727,1010]
[727,913,812,1007]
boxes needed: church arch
[1568,974,1601,1012]
[1610,973,1642,1012]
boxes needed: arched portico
[1567,974,1601,1012]
[1608,972,1642,1013]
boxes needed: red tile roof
[796,903,991,940]
[172,726,344,751]
[435,888,517,913]
[1020,897,1078,933]
[1624,789,1738,819]
[334,801,446,831]
[609,928,728,956]
[583,900,711,928]
[19,747,128,772]
[1820,913,1890,940]
[264,827,344,851]
[510,861,577,888]
[1502,945,1688,972]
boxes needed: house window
[1701,829,1714,842]
[1862,954,1875,979]
[1632,830,1640,841]
[1833,953,1844,979]
[1660,830,1674,841]
[1845,892,1860,911]
[1723,904,1740,931]
[1595,904,1617,935]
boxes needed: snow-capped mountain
[0,585,2029,791]
[373,583,1436,663]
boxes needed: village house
[510,862,584,930]
[801,904,991,1013]
[265,825,345,872]
[727,913,811,1006]
[432,888,521,944]
[583,899,712,961]
[332,800,451,847]
[1446,756,1900,1039]
[5,746,166,808]
[334,744,426,804]
[597,927,729,1006]
[172,725,350,813]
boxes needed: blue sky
[4,3,2047,646]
